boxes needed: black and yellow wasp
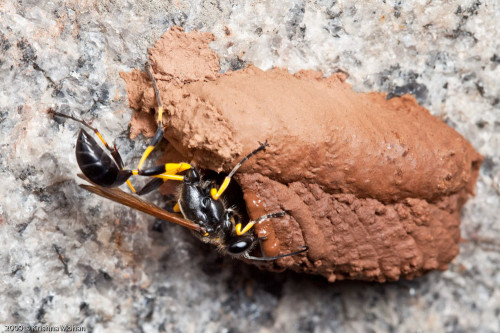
[50,64,308,261]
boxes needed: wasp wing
[79,183,202,233]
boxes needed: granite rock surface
[1,1,499,332]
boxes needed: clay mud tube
[121,27,482,282]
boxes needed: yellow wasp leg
[131,163,191,177]
[126,179,136,193]
[164,162,191,174]
[137,145,155,171]
[136,64,165,171]
[153,174,184,181]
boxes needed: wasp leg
[135,178,164,196]
[133,65,194,185]
[132,162,191,177]
[136,64,165,171]
[244,245,309,261]
[235,211,285,236]
[49,109,137,192]
[211,140,269,200]
[133,162,192,196]
[130,163,190,187]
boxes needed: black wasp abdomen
[76,129,124,187]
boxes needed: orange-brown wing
[79,184,202,232]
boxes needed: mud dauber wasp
[50,64,308,261]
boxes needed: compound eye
[227,238,253,255]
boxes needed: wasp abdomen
[76,129,130,187]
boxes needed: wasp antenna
[212,141,270,200]
[228,140,269,178]
[255,211,285,223]
[244,245,309,261]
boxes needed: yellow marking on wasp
[157,107,163,123]
[95,132,108,147]
[153,174,184,181]
[203,232,209,237]
[131,170,139,175]
[126,179,136,193]
[137,146,155,170]
[173,203,180,212]
[212,176,231,200]
[164,163,191,174]
[235,221,256,236]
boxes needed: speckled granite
[0,1,498,332]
